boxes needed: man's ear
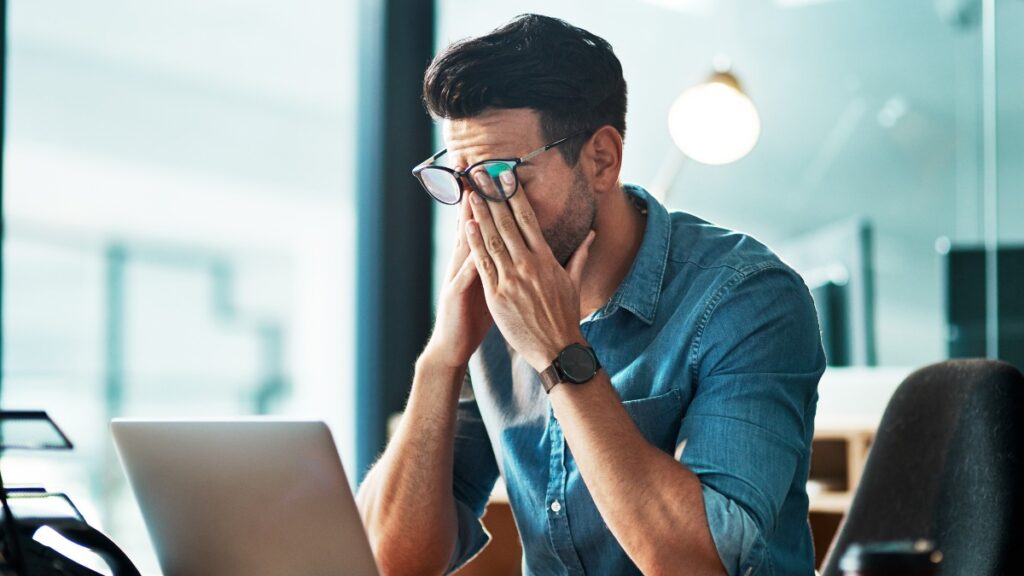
[579,125,623,195]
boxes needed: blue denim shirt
[449,185,825,575]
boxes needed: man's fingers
[566,230,596,290]
[451,250,480,290]
[445,197,473,282]
[465,219,498,287]
[506,183,547,253]
[472,172,529,258]
[468,191,514,276]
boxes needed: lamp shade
[668,71,761,165]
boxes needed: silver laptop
[111,418,380,576]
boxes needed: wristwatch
[539,343,601,393]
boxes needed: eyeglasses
[411,131,585,205]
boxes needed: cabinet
[454,497,521,576]
[808,422,875,568]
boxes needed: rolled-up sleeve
[447,376,500,574]
[678,265,825,575]
[701,484,766,575]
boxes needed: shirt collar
[595,184,671,325]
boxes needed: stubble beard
[543,168,597,267]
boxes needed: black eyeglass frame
[411,130,587,205]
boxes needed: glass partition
[435,0,1023,369]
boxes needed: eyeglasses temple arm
[521,139,564,163]
[518,130,587,163]
[415,148,448,169]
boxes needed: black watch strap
[540,364,562,394]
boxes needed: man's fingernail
[500,171,514,186]
[471,193,481,204]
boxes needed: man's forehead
[442,108,543,164]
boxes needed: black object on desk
[0,411,140,576]
[839,540,942,576]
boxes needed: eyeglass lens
[418,167,462,205]
[419,161,517,204]
[467,162,516,201]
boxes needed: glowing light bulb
[667,72,761,165]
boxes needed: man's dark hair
[423,14,627,165]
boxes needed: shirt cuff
[701,484,768,576]
[446,497,492,574]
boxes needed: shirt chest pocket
[620,388,684,455]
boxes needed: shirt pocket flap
[621,388,684,454]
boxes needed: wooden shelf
[808,421,876,568]
[809,492,853,514]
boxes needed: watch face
[559,344,598,384]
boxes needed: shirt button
[550,500,562,513]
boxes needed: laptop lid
[111,418,379,576]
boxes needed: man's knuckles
[475,255,496,277]
[486,234,507,254]
[497,215,518,234]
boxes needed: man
[357,14,825,576]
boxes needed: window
[4,1,358,571]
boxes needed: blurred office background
[2,1,359,571]
[1,0,1021,572]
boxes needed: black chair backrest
[821,359,1024,576]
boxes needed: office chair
[820,359,1024,576]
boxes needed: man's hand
[464,172,596,371]
[423,195,494,370]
